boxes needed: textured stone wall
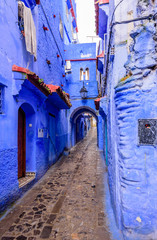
[0,148,19,212]
[98,0,157,238]
[115,21,157,239]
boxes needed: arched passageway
[70,106,98,147]
[75,113,94,144]
[70,106,108,165]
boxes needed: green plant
[38,78,44,83]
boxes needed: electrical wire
[103,0,126,94]
[103,12,156,95]
[113,14,153,26]
[40,1,64,62]
[110,0,125,25]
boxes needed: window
[66,4,69,21]
[0,85,4,114]
[110,47,115,55]
[59,15,63,39]
[85,68,89,80]
[71,23,74,40]
[18,1,24,36]
[80,68,84,81]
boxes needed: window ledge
[18,172,36,188]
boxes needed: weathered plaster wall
[102,0,135,232]
[0,0,74,213]
[115,22,157,239]
[99,0,157,238]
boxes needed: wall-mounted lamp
[80,82,88,99]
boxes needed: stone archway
[70,106,98,123]
[70,106,98,147]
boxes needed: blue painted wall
[75,114,91,143]
[0,0,100,215]
[63,42,102,149]
[114,22,157,239]
[98,3,109,39]
[97,0,157,238]
[0,0,77,213]
[68,99,102,149]
[65,43,98,99]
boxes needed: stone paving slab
[0,128,111,240]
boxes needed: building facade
[0,0,79,213]
[64,43,102,149]
[95,0,157,239]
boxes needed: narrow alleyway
[0,128,111,240]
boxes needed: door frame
[18,107,26,179]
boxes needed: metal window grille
[110,47,115,55]
[0,86,3,114]
[110,46,115,62]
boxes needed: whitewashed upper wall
[111,0,138,45]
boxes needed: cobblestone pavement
[0,128,111,240]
